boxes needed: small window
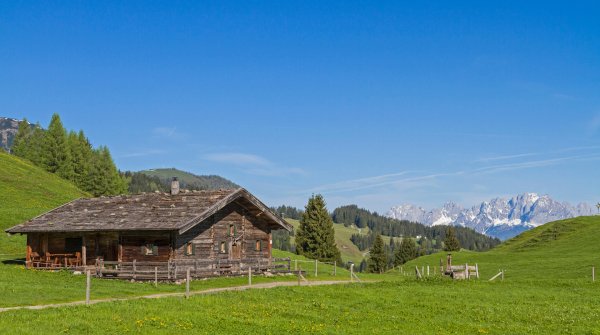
[229,224,236,236]
[142,243,157,256]
[255,240,262,251]
[185,242,195,256]
[220,241,227,253]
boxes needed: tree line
[366,227,461,273]
[333,205,500,252]
[270,205,304,220]
[12,114,126,196]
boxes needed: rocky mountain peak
[387,193,593,240]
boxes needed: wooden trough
[441,254,479,280]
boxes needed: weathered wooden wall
[120,231,171,262]
[174,201,273,261]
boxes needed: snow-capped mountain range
[387,193,594,240]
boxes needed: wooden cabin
[6,183,293,279]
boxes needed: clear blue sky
[2,1,599,212]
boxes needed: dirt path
[0,279,361,313]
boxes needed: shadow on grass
[1,258,26,265]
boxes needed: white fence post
[248,266,252,286]
[315,259,318,277]
[334,261,337,276]
[350,264,354,282]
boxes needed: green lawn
[2,279,599,334]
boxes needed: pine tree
[68,130,93,190]
[394,237,417,266]
[27,123,46,166]
[41,113,74,180]
[295,194,342,263]
[443,226,461,252]
[368,234,387,273]
[11,118,32,157]
[87,146,126,196]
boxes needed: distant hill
[0,151,87,254]
[138,168,239,191]
[404,215,600,281]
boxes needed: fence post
[248,266,252,286]
[350,264,354,282]
[465,263,469,280]
[315,259,318,277]
[185,268,190,299]
[334,261,337,276]
[167,260,171,280]
[421,266,424,278]
[86,270,91,306]
[154,266,158,287]
[298,266,302,286]
[427,265,430,277]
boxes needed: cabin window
[229,224,236,236]
[185,242,195,256]
[255,240,262,251]
[220,241,227,253]
[142,243,158,256]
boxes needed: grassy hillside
[285,218,397,264]
[0,152,88,254]
[139,168,238,190]
[403,215,600,281]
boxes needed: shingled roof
[6,188,292,234]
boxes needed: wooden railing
[94,257,291,280]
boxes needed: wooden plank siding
[120,232,171,262]
[174,201,273,263]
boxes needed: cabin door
[231,242,241,260]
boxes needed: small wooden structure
[441,254,479,280]
[6,183,293,280]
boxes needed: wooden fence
[94,257,291,280]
